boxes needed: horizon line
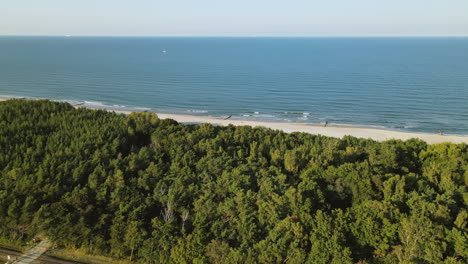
[1,34,468,38]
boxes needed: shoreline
[147,112,468,144]
[2,98,467,144]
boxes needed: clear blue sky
[1,0,467,36]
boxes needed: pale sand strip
[1,98,467,144]
[13,239,50,264]
[103,108,467,145]
[152,113,468,145]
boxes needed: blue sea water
[0,36,467,134]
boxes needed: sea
[0,36,467,134]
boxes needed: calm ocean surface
[0,37,467,134]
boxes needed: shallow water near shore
[1,36,467,134]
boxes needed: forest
[0,99,466,264]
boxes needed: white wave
[0,94,41,100]
[132,107,152,111]
[256,114,275,118]
[84,101,107,107]
[187,109,208,113]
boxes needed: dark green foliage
[0,99,467,263]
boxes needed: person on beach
[324,121,328,127]
[438,129,443,135]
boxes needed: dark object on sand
[224,115,232,120]
[324,121,328,127]
[438,130,443,135]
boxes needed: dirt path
[12,239,50,264]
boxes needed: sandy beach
[2,98,467,144]
[152,113,468,144]
[77,105,468,145]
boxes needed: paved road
[1,246,87,264]
[0,247,22,262]
[12,240,50,264]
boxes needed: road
[12,240,50,264]
[1,243,87,264]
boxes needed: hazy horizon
[1,0,467,36]
[1,35,468,38]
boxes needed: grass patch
[47,248,134,264]
[0,237,27,252]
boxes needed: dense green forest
[0,99,467,264]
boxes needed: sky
[1,0,467,36]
